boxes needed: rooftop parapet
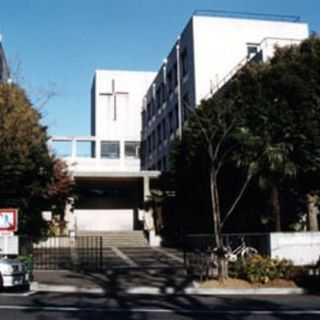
[193,10,301,23]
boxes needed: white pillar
[142,175,161,247]
[71,138,77,158]
[95,137,101,159]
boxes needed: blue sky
[0,0,319,137]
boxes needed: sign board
[0,209,18,234]
[0,235,19,255]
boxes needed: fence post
[99,236,103,271]
[70,234,79,270]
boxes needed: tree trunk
[306,193,319,231]
[270,183,281,232]
[210,166,228,281]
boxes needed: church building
[51,11,309,246]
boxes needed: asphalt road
[0,292,320,319]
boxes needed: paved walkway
[33,247,192,293]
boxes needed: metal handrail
[203,36,303,100]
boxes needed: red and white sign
[0,209,18,234]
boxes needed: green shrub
[231,255,295,284]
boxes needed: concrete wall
[270,232,320,266]
[92,70,155,171]
[193,16,309,104]
[75,209,134,231]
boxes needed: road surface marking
[0,291,34,297]
[0,305,319,315]
[111,247,138,267]
[152,247,184,263]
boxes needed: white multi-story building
[51,11,309,244]
[141,12,309,171]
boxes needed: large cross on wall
[100,79,129,121]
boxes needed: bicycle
[226,237,258,262]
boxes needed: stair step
[76,231,149,247]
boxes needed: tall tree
[0,83,72,237]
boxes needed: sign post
[0,209,19,256]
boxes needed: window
[152,99,156,117]
[147,102,151,121]
[156,86,161,109]
[181,49,188,77]
[151,131,156,151]
[167,70,173,95]
[247,44,259,58]
[142,110,146,127]
[183,93,191,122]
[169,111,174,134]
[101,141,120,159]
[174,103,179,129]
[163,156,167,171]
[157,123,162,146]
[125,141,140,159]
[147,136,151,154]
[162,118,167,140]
[173,63,178,88]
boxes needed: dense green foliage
[170,36,320,239]
[231,255,295,284]
[0,83,73,237]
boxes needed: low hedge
[231,255,296,284]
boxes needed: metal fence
[183,233,270,280]
[20,236,104,271]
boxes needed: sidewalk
[30,269,310,295]
[31,267,195,294]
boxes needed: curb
[30,282,309,295]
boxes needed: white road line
[152,247,184,263]
[0,305,319,315]
[111,247,138,267]
[0,291,35,297]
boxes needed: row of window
[144,104,180,154]
[100,141,139,159]
[143,48,188,124]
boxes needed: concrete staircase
[77,231,149,247]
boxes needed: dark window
[174,103,179,129]
[151,131,156,151]
[101,141,120,159]
[162,118,167,140]
[151,99,156,117]
[147,136,151,153]
[142,110,146,127]
[160,82,165,103]
[167,70,173,95]
[247,44,259,58]
[156,86,161,109]
[173,63,178,87]
[147,102,151,121]
[157,123,162,146]
[125,141,140,159]
[181,49,188,77]
[183,93,191,121]
[163,156,167,171]
[169,111,174,134]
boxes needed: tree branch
[221,171,253,228]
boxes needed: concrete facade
[141,14,309,171]
[91,70,156,171]
[51,71,159,240]
[270,232,320,265]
